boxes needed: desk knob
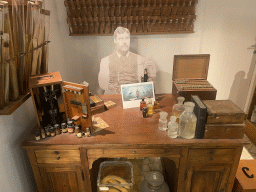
[56,156,60,160]
[133,151,136,154]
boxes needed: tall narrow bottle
[172,96,185,123]
[179,102,197,139]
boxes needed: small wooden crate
[203,100,246,139]
[203,100,246,124]
[172,54,217,102]
[233,160,256,192]
[29,72,92,133]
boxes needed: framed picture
[121,82,155,109]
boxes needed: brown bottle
[140,98,146,110]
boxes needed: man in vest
[98,27,156,94]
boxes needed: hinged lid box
[203,100,246,124]
[172,54,217,101]
[29,71,92,133]
[173,54,210,80]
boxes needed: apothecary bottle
[179,102,197,139]
[140,171,170,192]
[251,105,256,123]
[168,116,178,138]
[172,97,185,123]
[159,112,168,131]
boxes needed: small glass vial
[140,98,147,110]
[75,125,80,135]
[85,127,91,137]
[251,105,256,123]
[35,132,41,141]
[147,100,154,117]
[179,102,197,139]
[172,96,185,123]
[61,123,68,133]
[45,125,51,136]
[159,112,168,131]
[168,116,178,138]
[142,107,148,118]
[67,121,74,134]
[153,99,159,109]
[77,132,83,138]
[41,129,46,139]
[50,127,56,137]
[54,124,61,135]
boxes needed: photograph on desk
[121,82,155,109]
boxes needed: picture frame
[121,82,155,109]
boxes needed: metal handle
[54,151,59,155]
[242,167,254,178]
[133,151,136,154]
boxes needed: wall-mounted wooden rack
[0,1,50,115]
[64,0,198,36]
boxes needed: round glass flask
[139,171,170,192]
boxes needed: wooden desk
[22,94,246,192]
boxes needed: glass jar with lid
[172,96,185,123]
[179,102,197,139]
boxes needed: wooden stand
[29,72,92,133]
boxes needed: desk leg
[80,148,93,192]
[176,147,189,192]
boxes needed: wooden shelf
[69,30,194,36]
[245,119,256,146]
[64,0,198,36]
[0,92,31,115]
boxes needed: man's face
[114,32,130,53]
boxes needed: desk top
[22,94,247,148]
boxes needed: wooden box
[233,160,256,192]
[29,72,92,133]
[203,100,246,139]
[203,100,246,124]
[172,54,217,102]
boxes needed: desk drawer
[188,148,236,163]
[35,150,80,164]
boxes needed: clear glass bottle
[251,105,256,123]
[159,112,168,131]
[172,96,185,123]
[179,102,197,139]
[168,116,178,138]
[140,171,170,192]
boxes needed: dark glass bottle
[144,69,148,82]
[140,98,146,110]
